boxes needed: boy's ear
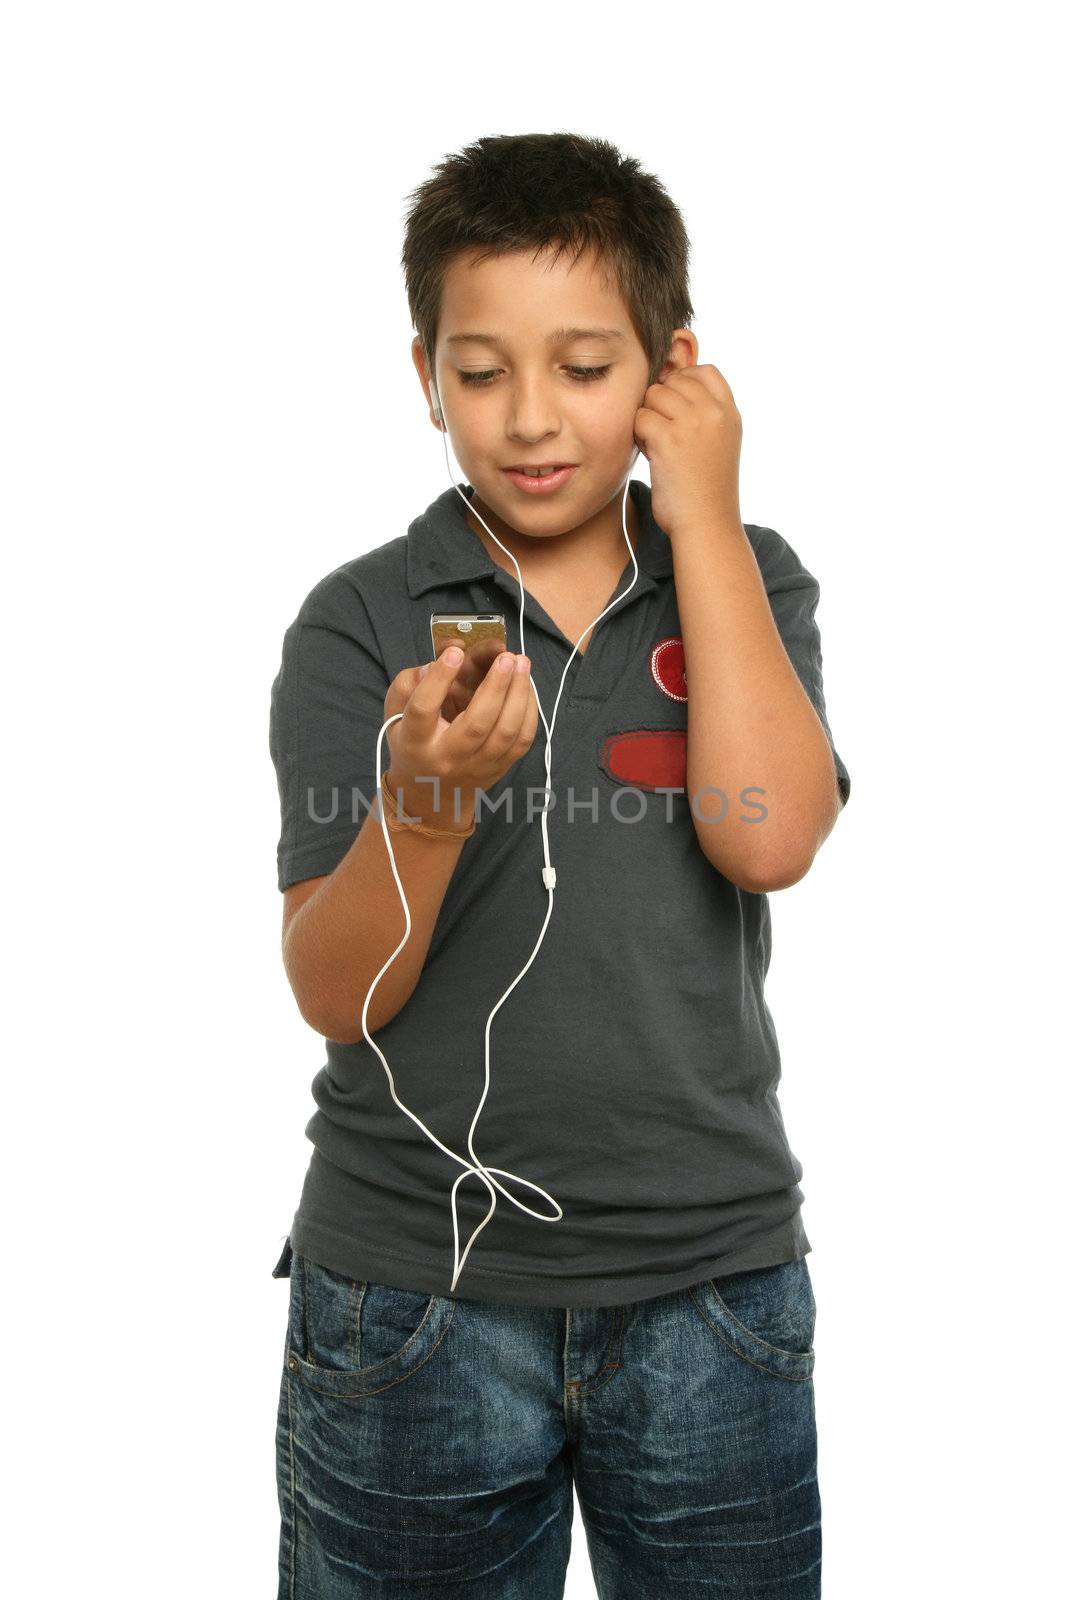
[663,330,699,376]
[411,337,444,431]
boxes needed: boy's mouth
[502,465,578,494]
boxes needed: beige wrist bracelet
[379,769,476,840]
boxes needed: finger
[446,650,522,754]
[416,662,466,726]
[675,363,732,401]
[463,636,505,677]
[405,646,468,730]
[519,672,541,748]
[419,637,491,686]
[385,664,424,716]
[494,663,540,756]
[641,380,689,419]
[443,637,504,705]
[444,668,478,713]
[473,656,537,759]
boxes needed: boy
[269,133,849,1599]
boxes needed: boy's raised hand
[633,362,743,539]
[383,646,538,832]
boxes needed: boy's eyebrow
[445,325,626,348]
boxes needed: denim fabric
[272,1240,821,1597]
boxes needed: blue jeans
[272,1240,821,1597]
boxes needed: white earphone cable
[359,382,641,1292]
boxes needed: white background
[4,3,1063,1595]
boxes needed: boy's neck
[463,483,641,586]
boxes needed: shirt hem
[287,1213,810,1309]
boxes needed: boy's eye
[456,365,612,387]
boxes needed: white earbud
[363,377,640,1293]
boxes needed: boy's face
[414,246,676,543]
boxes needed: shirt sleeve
[755,525,851,807]
[268,576,392,891]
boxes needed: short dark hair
[401,132,695,386]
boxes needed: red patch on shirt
[650,636,687,700]
[600,728,688,791]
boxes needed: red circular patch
[650,636,687,701]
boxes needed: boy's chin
[470,493,590,541]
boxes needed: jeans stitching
[293,1297,458,1399]
[710,1266,815,1360]
[686,1281,814,1383]
[302,1256,437,1376]
[578,1306,626,1395]
[284,1370,297,1599]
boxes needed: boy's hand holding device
[426,632,507,725]
[634,362,744,540]
[382,646,537,832]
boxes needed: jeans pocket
[286,1253,457,1400]
[691,1258,816,1382]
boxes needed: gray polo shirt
[268,479,850,1307]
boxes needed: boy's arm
[282,787,474,1045]
[271,585,475,1043]
[672,517,845,894]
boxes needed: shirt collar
[405,477,675,599]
